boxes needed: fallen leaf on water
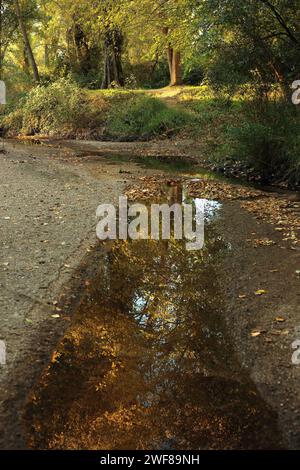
[275,317,286,323]
[238,294,247,299]
[51,314,60,319]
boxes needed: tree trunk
[15,0,39,82]
[167,45,182,86]
[22,45,30,74]
[73,23,91,74]
[101,29,124,89]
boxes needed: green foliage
[197,0,300,95]
[218,101,300,187]
[2,85,190,141]
[123,62,170,89]
[106,95,190,140]
[2,78,107,136]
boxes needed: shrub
[106,95,190,140]
[221,101,300,187]
[3,78,107,136]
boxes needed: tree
[101,27,124,88]
[118,0,194,86]
[0,0,19,75]
[14,0,39,81]
[163,27,182,86]
[196,0,300,97]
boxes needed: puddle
[76,150,196,173]
[24,182,282,450]
[78,149,296,197]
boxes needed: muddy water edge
[23,153,291,450]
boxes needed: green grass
[106,94,190,140]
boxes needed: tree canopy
[0,0,299,94]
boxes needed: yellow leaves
[241,197,300,247]
[125,176,181,202]
[251,317,288,340]
[187,179,265,202]
[250,238,276,248]
[254,289,267,296]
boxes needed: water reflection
[25,191,281,450]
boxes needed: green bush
[106,95,190,140]
[217,100,300,187]
[2,78,107,136]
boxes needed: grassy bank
[0,79,190,141]
[167,86,300,188]
[1,80,300,188]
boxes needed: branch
[259,0,299,44]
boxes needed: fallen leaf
[252,238,276,247]
[251,330,263,337]
[255,289,267,296]
[275,317,286,323]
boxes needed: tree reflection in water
[25,192,281,450]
